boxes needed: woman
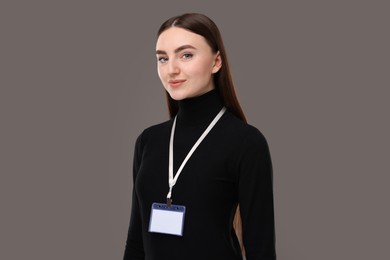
[124,13,276,260]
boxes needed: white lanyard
[167,107,226,205]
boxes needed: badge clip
[167,198,172,208]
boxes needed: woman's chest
[135,130,240,208]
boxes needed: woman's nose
[168,60,180,75]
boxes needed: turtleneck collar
[176,89,224,126]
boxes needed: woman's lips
[168,79,186,88]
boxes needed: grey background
[1,1,389,259]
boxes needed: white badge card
[149,203,186,236]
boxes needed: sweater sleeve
[123,134,145,260]
[237,130,276,260]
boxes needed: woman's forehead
[156,27,209,52]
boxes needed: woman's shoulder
[222,113,271,164]
[143,119,172,134]
[224,111,268,143]
[134,119,172,145]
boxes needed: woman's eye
[158,57,168,63]
[182,53,193,59]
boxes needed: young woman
[124,13,276,260]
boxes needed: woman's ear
[212,51,222,74]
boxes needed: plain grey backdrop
[1,1,389,259]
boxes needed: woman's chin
[167,90,188,101]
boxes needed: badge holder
[149,203,186,236]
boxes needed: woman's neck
[176,89,224,126]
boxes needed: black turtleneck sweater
[124,90,276,260]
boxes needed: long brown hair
[157,13,246,255]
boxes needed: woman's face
[156,27,222,100]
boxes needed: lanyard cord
[167,107,227,201]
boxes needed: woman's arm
[238,130,276,260]
[123,134,145,260]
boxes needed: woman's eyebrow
[174,45,196,53]
[156,45,197,55]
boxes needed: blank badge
[149,203,186,236]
